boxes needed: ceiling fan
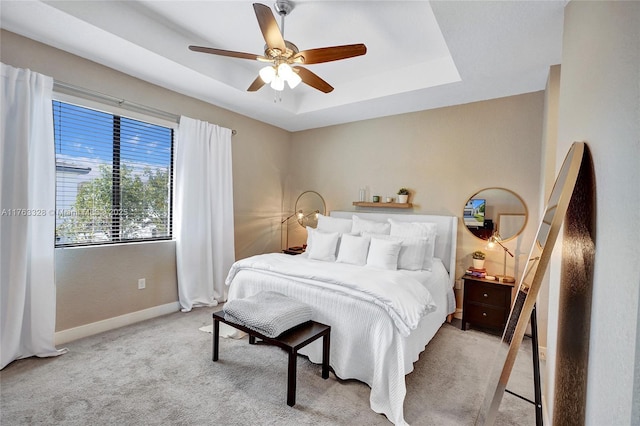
[189,1,367,93]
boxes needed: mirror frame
[463,187,528,242]
[476,142,587,425]
[294,190,326,229]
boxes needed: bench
[212,310,331,406]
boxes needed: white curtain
[175,116,235,311]
[1,63,66,369]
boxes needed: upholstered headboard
[329,211,457,288]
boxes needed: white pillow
[307,229,340,262]
[336,234,370,266]
[363,233,428,271]
[366,237,402,270]
[317,214,353,234]
[388,218,437,239]
[305,226,315,252]
[352,215,391,235]
[388,219,438,270]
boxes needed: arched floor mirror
[476,142,594,425]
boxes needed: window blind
[53,100,174,246]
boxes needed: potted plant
[397,187,410,203]
[472,250,486,269]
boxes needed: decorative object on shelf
[372,195,380,203]
[359,188,366,202]
[486,232,515,283]
[397,187,410,204]
[472,250,486,269]
[385,197,394,203]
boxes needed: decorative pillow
[366,237,402,270]
[305,226,315,252]
[388,218,437,239]
[388,219,438,270]
[317,214,353,234]
[363,233,428,271]
[352,215,391,235]
[336,234,371,266]
[307,229,340,262]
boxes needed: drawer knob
[482,312,487,316]
[483,293,489,297]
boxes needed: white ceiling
[1,1,566,132]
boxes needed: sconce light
[487,232,516,283]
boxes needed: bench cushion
[223,291,313,338]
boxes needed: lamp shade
[287,71,302,89]
[270,75,285,91]
[259,66,276,84]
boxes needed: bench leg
[213,319,220,362]
[287,349,297,407]
[322,332,330,379]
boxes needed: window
[53,100,174,246]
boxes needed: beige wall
[288,93,545,293]
[1,30,290,331]
[2,30,547,340]
[548,2,640,424]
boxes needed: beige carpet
[0,306,537,425]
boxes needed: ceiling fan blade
[293,66,334,93]
[293,44,367,65]
[189,45,261,61]
[253,3,286,53]
[247,75,266,92]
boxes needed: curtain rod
[52,80,237,135]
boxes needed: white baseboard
[539,345,547,361]
[55,302,180,345]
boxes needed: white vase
[472,259,485,269]
[398,194,409,203]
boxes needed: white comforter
[226,253,437,337]
[225,253,453,425]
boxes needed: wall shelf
[352,202,413,209]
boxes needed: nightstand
[461,275,515,334]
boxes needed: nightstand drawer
[465,282,510,307]
[464,303,507,329]
[461,275,514,334]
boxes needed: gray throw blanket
[223,291,313,338]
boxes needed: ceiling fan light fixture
[270,75,285,91]
[259,65,276,83]
[277,63,294,79]
[287,71,302,89]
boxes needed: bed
[225,211,457,425]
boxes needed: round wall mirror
[463,187,528,241]
[294,190,326,229]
